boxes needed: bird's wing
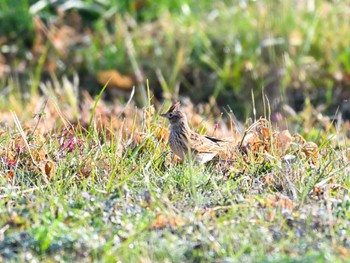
[190,133,222,154]
[194,152,218,164]
[204,135,223,144]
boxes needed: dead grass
[0,80,350,261]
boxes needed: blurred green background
[1,0,350,119]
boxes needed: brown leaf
[97,70,135,90]
[265,193,295,211]
[78,159,93,179]
[312,185,323,199]
[260,127,270,141]
[338,246,350,258]
[34,148,47,163]
[289,30,303,46]
[2,170,15,183]
[152,124,169,146]
[262,173,275,185]
[150,212,184,230]
[293,133,307,145]
[302,141,319,165]
[44,160,57,180]
[276,130,293,152]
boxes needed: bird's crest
[167,101,181,113]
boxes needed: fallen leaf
[265,193,295,211]
[43,160,57,180]
[302,141,319,165]
[150,212,184,229]
[276,130,293,153]
[97,70,135,90]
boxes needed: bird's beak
[160,113,167,118]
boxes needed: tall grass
[1,0,350,117]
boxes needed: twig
[116,86,135,119]
[0,224,10,235]
[51,98,75,133]
[210,158,237,163]
[238,119,262,149]
[31,97,48,136]
[95,189,108,194]
[282,167,298,201]
[12,112,39,167]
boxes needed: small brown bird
[160,102,223,164]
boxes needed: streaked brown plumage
[160,102,223,164]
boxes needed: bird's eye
[168,113,173,117]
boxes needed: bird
[160,102,224,164]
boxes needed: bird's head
[160,102,186,125]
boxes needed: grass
[2,0,350,116]
[0,83,350,262]
[1,0,350,261]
